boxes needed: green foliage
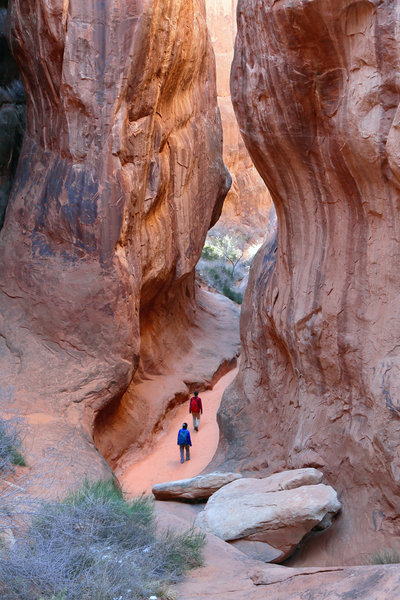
[10,448,26,467]
[157,527,206,577]
[206,230,246,277]
[197,224,259,304]
[0,479,206,600]
[367,547,400,564]
[0,416,26,473]
[222,284,243,305]
[201,244,219,261]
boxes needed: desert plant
[0,479,206,600]
[198,223,262,304]
[367,547,400,564]
[0,415,26,473]
[203,229,247,277]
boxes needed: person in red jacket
[189,390,203,432]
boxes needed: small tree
[206,228,248,278]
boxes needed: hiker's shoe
[194,426,198,431]
[186,458,190,461]
[180,460,184,464]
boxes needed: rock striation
[0,0,234,488]
[205,0,271,235]
[214,0,400,565]
[195,469,341,562]
[152,471,242,501]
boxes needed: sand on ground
[120,368,237,496]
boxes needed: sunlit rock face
[0,0,232,484]
[206,0,271,234]
[215,0,400,565]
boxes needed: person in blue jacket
[177,422,192,463]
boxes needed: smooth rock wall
[206,0,271,232]
[0,0,231,486]
[215,0,400,564]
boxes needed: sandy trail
[120,368,237,497]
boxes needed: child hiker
[189,390,203,431]
[177,422,192,463]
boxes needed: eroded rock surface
[214,0,400,565]
[152,471,242,501]
[158,500,400,600]
[195,471,341,562]
[206,0,271,235]
[0,0,233,489]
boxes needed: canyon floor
[118,367,400,600]
[119,368,238,496]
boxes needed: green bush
[197,224,257,304]
[0,479,206,600]
[0,416,26,473]
[222,284,243,305]
[201,244,219,261]
[367,547,400,564]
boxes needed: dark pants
[179,444,190,463]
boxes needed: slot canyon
[1,0,400,598]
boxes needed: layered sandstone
[0,2,25,228]
[206,0,271,235]
[0,0,235,488]
[214,0,400,564]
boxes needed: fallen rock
[152,471,242,501]
[195,473,341,561]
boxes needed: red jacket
[189,396,203,414]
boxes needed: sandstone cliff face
[0,1,25,228]
[206,0,271,234]
[0,0,237,485]
[215,0,400,564]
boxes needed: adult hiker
[189,390,203,431]
[177,422,192,463]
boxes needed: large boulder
[213,0,400,565]
[195,470,341,562]
[152,471,242,501]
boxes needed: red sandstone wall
[215,0,400,565]
[206,0,271,233]
[0,0,237,484]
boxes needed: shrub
[0,479,206,600]
[367,547,400,564]
[222,284,243,305]
[197,224,260,303]
[0,416,26,473]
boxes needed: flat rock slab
[195,470,341,561]
[152,472,242,500]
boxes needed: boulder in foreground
[195,469,341,562]
[152,472,242,501]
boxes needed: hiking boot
[186,457,190,461]
[180,459,184,464]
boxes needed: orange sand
[120,368,237,497]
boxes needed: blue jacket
[177,428,192,446]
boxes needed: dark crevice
[0,0,26,230]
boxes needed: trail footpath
[120,368,237,496]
